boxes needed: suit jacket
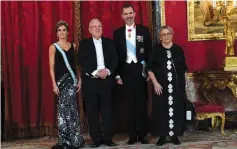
[78,37,118,78]
[113,24,152,76]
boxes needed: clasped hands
[95,69,109,79]
[53,80,81,96]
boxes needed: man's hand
[96,69,109,79]
[116,78,123,85]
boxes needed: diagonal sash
[126,39,136,55]
[54,43,77,86]
[126,40,147,78]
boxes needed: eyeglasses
[89,25,103,29]
[161,32,172,37]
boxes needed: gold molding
[187,72,195,78]
[196,112,225,136]
[160,0,166,26]
[197,71,237,98]
[187,0,237,41]
[74,1,82,44]
[74,1,86,132]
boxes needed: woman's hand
[53,84,60,96]
[153,81,163,95]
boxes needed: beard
[126,17,134,23]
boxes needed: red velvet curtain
[80,1,152,38]
[1,1,152,139]
[80,1,153,132]
[1,1,75,139]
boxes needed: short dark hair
[121,3,135,14]
[56,20,69,32]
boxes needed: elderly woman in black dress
[147,26,188,146]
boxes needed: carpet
[2,130,237,149]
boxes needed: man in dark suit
[113,4,152,144]
[78,18,118,148]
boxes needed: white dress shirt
[116,24,137,79]
[91,37,110,77]
[125,23,137,63]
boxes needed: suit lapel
[121,26,127,57]
[135,24,139,55]
[89,38,97,67]
[101,37,107,65]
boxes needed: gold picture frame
[187,0,237,41]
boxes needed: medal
[127,24,136,38]
[128,29,132,38]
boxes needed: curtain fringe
[3,126,59,141]
[3,125,88,141]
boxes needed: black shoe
[127,138,137,145]
[156,137,165,146]
[91,143,101,148]
[78,140,86,148]
[51,144,64,149]
[171,137,181,145]
[138,137,149,144]
[103,141,116,146]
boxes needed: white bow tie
[94,38,102,43]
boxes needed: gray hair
[89,18,102,28]
[158,25,174,37]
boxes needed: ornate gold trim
[160,0,166,26]
[187,0,237,41]
[196,112,225,136]
[197,71,237,98]
[187,72,195,78]
[74,1,86,133]
[74,1,82,44]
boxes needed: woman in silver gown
[49,21,85,149]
